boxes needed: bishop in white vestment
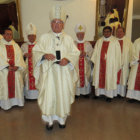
[74,24,93,97]
[33,5,80,130]
[21,23,38,99]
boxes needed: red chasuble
[77,43,85,87]
[134,54,140,91]
[99,41,110,88]
[117,40,123,84]
[28,45,36,90]
[6,45,15,98]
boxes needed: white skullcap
[25,23,36,36]
[75,24,86,33]
[49,5,66,23]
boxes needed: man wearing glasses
[33,5,80,131]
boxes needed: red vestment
[77,43,85,87]
[28,45,36,90]
[117,40,123,84]
[6,45,15,98]
[134,54,140,91]
[99,41,110,88]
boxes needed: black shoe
[117,95,123,99]
[59,124,66,129]
[93,96,98,99]
[127,99,136,103]
[46,125,53,131]
[75,95,79,99]
[83,95,90,98]
[106,98,112,102]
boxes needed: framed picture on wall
[0,0,23,42]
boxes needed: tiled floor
[0,96,140,140]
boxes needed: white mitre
[25,23,37,36]
[75,24,86,33]
[49,5,67,23]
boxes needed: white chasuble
[21,42,38,99]
[127,38,140,100]
[0,39,26,110]
[91,36,122,98]
[117,37,132,97]
[33,32,80,124]
[75,40,93,96]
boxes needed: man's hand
[59,58,69,66]
[8,66,18,71]
[24,53,32,58]
[80,51,86,57]
[44,54,56,61]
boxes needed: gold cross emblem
[78,25,83,31]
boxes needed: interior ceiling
[133,0,140,15]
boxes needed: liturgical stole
[6,45,15,98]
[134,53,140,91]
[28,45,36,90]
[117,40,123,84]
[99,41,109,88]
[77,43,85,87]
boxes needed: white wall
[126,0,133,39]
[20,0,133,41]
[20,0,96,41]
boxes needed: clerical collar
[1,38,14,45]
[76,39,85,43]
[53,32,62,37]
[52,32,63,41]
[27,41,36,45]
[103,36,112,41]
[118,36,125,40]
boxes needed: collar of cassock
[53,32,63,40]
[103,36,113,41]
[27,41,36,45]
[117,36,125,40]
[76,39,85,43]
[1,38,14,45]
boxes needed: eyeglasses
[52,20,63,24]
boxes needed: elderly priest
[33,5,80,130]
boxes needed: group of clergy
[0,5,140,131]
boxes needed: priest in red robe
[0,28,26,110]
[91,26,121,102]
[116,27,132,97]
